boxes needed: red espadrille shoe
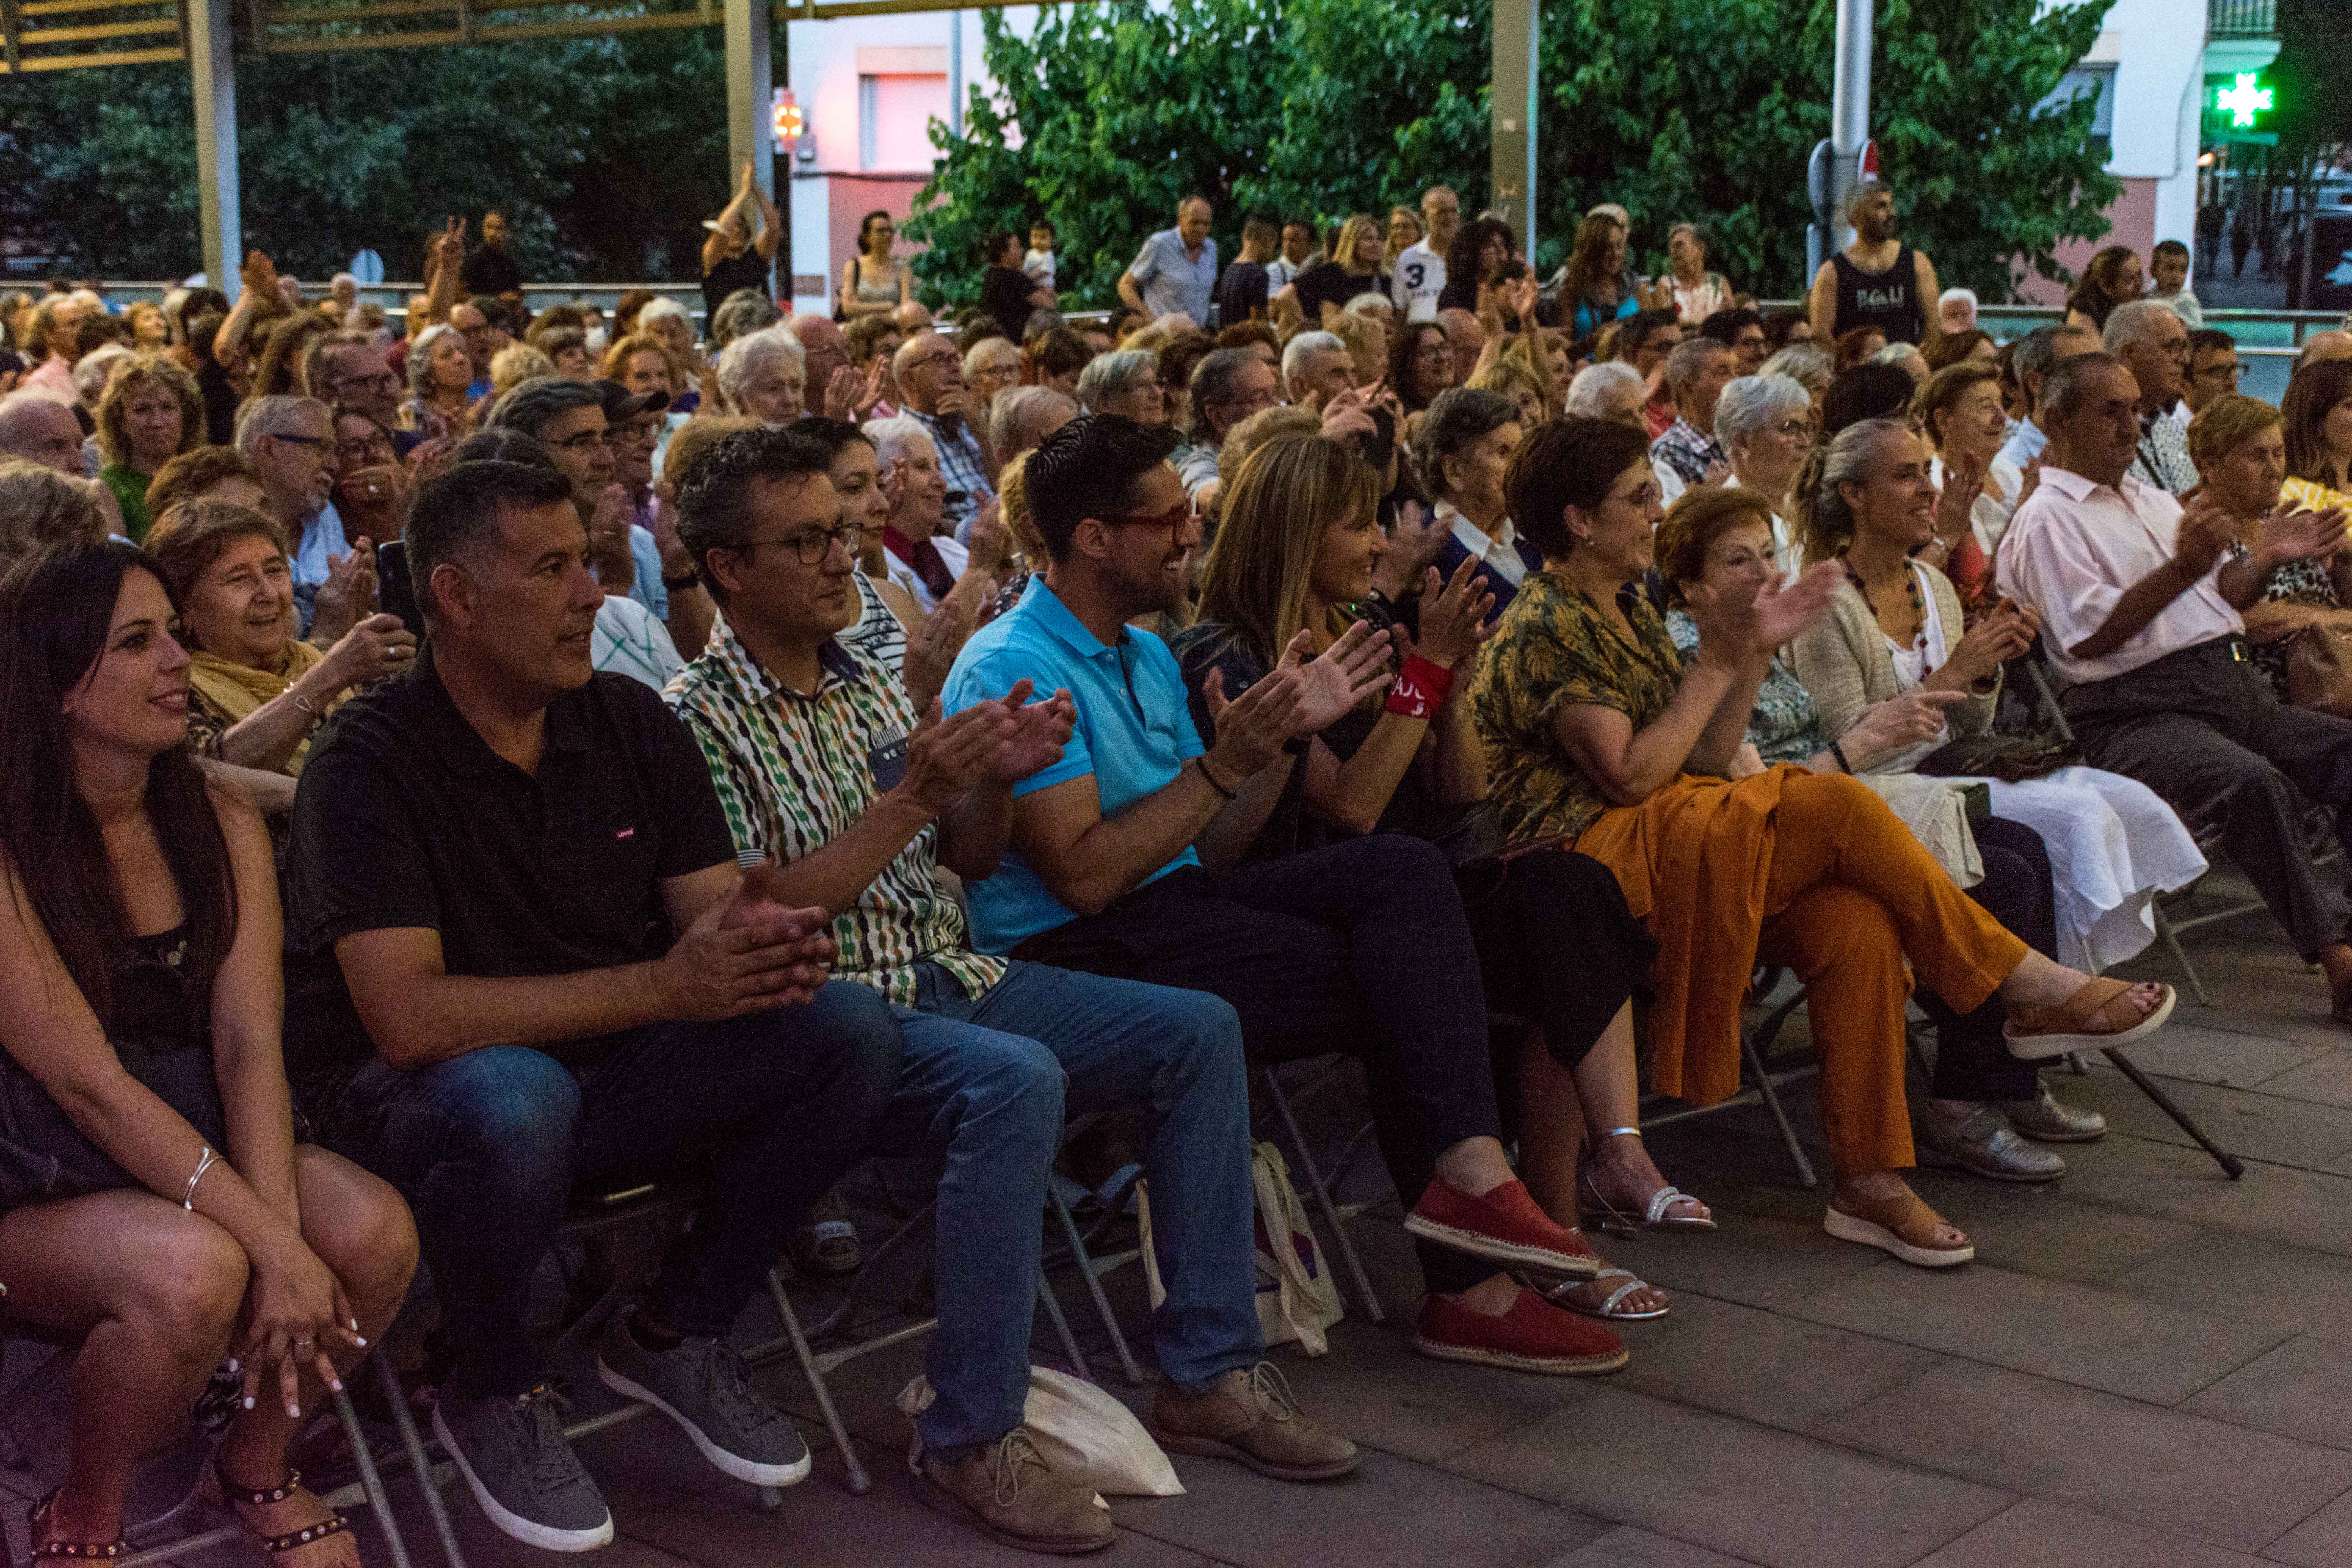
[1413,1289,1628,1376]
[1403,1177,1602,1279]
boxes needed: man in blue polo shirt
[1117,197,1219,328]
[942,416,1635,1378]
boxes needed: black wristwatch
[662,572,699,591]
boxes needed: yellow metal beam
[4,41,180,64]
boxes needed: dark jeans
[1915,814,2049,1103]
[315,982,903,1397]
[1017,835,1503,1294]
[2063,637,2352,960]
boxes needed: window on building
[2041,63,2118,163]
[858,73,949,171]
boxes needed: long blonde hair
[1198,433,1379,663]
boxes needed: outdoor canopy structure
[0,0,1867,300]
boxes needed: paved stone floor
[13,873,2352,1566]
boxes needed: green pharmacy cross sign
[2216,71,2274,129]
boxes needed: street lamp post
[1491,0,1538,241]
[1809,0,1872,281]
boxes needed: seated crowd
[9,180,2352,1563]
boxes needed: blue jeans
[316,982,903,1398]
[890,960,1260,1455]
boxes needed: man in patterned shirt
[1647,336,1736,490]
[664,426,1358,1555]
[893,332,993,539]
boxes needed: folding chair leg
[1034,1270,1092,1382]
[2103,1047,2245,1178]
[330,1386,414,1568]
[1046,1182,1142,1386]
[2154,903,2215,1006]
[1742,1029,1820,1190]
[765,1268,871,1495]
[373,1354,468,1568]
[1261,1067,1386,1324]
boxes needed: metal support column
[724,0,775,298]
[1489,0,1537,240]
[948,9,963,137]
[187,0,239,299]
[1826,0,1872,250]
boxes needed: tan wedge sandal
[1824,1187,1974,1268]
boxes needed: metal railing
[2207,0,2277,36]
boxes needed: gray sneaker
[597,1310,811,1487]
[432,1387,614,1553]
[2002,1083,2109,1143]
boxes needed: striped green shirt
[665,615,1005,1005]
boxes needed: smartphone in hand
[376,538,420,634]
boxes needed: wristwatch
[662,572,699,591]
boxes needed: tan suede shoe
[915,1429,1114,1555]
[1149,1363,1360,1481]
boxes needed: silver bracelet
[182,1145,218,1210]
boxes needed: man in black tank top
[1808,180,1941,345]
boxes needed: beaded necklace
[1840,552,1926,649]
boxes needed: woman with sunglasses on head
[1472,417,2177,1270]
[0,541,417,1566]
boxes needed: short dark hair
[2153,238,2190,262]
[1505,417,1653,559]
[486,377,600,439]
[1697,306,1762,348]
[405,459,574,623]
[792,415,872,465]
[1760,307,1809,353]
[2040,350,2126,427]
[1615,309,1682,362]
[1413,387,1520,501]
[1033,325,1094,382]
[673,425,838,602]
[1242,213,1280,247]
[1821,363,1919,438]
[982,229,1019,266]
[1188,347,1261,441]
[1022,414,1180,562]
[2187,327,2236,361]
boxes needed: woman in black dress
[979,229,1055,345]
[0,542,417,1565]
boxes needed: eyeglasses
[1105,499,1193,532]
[336,436,395,465]
[1608,482,1665,512]
[269,432,330,451]
[327,370,400,396]
[747,522,861,564]
[607,421,661,445]
[2194,361,2245,382]
[549,429,610,453]
[1769,418,1813,439]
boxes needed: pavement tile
[2111,1231,2352,1347]
[1115,1446,1608,1568]
[2056,1138,2352,1259]
[2182,1335,2352,1450]
[1899,1176,2201,1285]
[2265,1489,2352,1566]
[1441,1385,2013,1568]
[1541,1523,1763,1566]
[1260,1317,1600,1465]
[1818,1360,2352,1552]
[1597,1210,1886,1313]
[2058,1065,2352,1177]
[2250,1048,2352,1111]
[1783,1258,2287,1404]
[2078,1024,2331,1092]
[1912,1496,2276,1566]
[1615,1293,1946,1428]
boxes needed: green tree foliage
[0,31,737,281]
[907,0,2118,307]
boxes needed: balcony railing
[2209,0,2277,37]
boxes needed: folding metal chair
[1630,971,1825,1189]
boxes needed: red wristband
[1385,654,1455,720]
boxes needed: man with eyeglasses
[490,377,715,661]
[2105,299,2200,495]
[945,416,1626,1383]
[2184,330,2242,416]
[235,393,373,642]
[1171,347,1280,505]
[665,425,1356,1553]
[306,330,419,457]
[891,333,993,539]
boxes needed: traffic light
[772,89,803,149]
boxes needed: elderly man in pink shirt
[1998,350,2352,1021]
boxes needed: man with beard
[1807,181,1940,347]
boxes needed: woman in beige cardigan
[1789,417,2207,973]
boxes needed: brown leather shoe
[915,1429,1114,1555]
[1149,1363,1360,1481]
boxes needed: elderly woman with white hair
[1760,343,1834,419]
[1074,348,1167,423]
[1712,372,1817,560]
[1562,360,1647,429]
[635,296,704,410]
[713,325,806,427]
[401,321,478,442]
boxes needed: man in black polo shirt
[283,459,904,1552]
